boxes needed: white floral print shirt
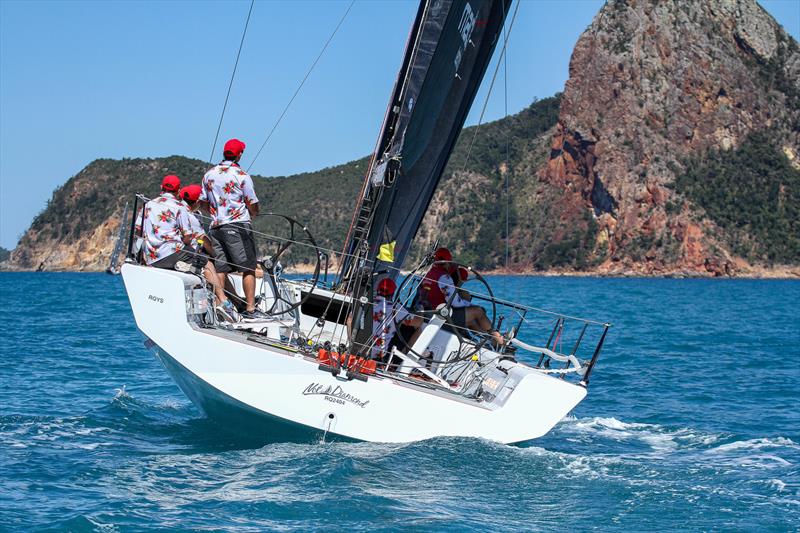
[200,161,259,227]
[134,192,192,264]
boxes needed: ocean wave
[708,436,798,453]
[555,416,723,454]
[0,414,112,451]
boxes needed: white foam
[710,437,798,454]
[561,416,717,454]
[769,479,787,491]
[113,385,132,401]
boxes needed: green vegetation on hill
[675,130,800,264]
[23,96,562,269]
[28,155,368,265]
[32,156,208,242]
[0,247,10,262]
[447,95,561,177]
[425,95,561,269]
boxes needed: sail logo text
[148,295,164,304]
[454,2,476,72]
[302,383,370,408]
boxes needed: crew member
[134,175,195,270]
[179,184,239,322]
[200,138,266,320]
[371,277,422,363]
[418,247,504,347]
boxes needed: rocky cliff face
[533,0,800,275]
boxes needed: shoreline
[1,265,798,280]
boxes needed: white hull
[121,263,587,444]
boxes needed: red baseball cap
[223,138,246,158]
[376,277,397,297]
[179,184,202,203]
[161,175,181,192]
[434,247,452,262]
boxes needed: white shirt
[200,161,259,227]
[371,295,411,359]
[134,192,192,264]
[438,274,471,308]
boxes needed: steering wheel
[392,260,497,365]
[256,213,322,317]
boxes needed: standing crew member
[200,138,266,320]
[135,175,195,269]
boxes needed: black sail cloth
[340,0,512,280]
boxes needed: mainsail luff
[339,0,512,282]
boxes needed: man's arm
[134,207,144,235]
[198,176,211,214]
[242,175,260,217]
[198,233,214,255]
[397,306,423,328]
[177,208,194,245]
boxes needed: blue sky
[0,0,798,249]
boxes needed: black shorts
[210,222,257,273]
[151,246,208,270]
[451,307,467,329]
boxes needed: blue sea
[0,273,798,531]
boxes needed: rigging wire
[208,0,255,163]
[247,0,356,172]
[459,0,521,176]
[502,0,510,282]
[455,0,520,281]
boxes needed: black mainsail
[338,0,512,353]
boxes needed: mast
[338,0,513,354]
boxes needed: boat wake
[548,415,797,462]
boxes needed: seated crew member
[453,266,469,289]
[134,175,196,270]
[370,278,423,364]
[179,184,239,322]
[200,138,266,320]
[419,247,504,347]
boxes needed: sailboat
[106,202,129,275]
[120,0,610,444]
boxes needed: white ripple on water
[709,436,798,453]
[701,437,799,470]
[558,416,723,454]
[0,416,113,451]
[546,416,799,490]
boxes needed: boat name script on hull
[302,383,369,408]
